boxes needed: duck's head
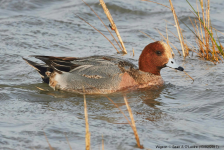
[139,41,184,75]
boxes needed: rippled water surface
[0,0,224,149]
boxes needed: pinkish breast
[118,72,138,90]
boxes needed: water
[0,0,224,149]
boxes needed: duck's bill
[166,58,184,71]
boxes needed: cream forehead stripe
[159,41,172,59]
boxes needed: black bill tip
[175,66,184,71]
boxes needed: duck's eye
[156,51,162,56]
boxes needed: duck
[23,41,184,94]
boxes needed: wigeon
[23,41,184,94]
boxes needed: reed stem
[102,135,104,150]
[100,0,127,54]
[169,0,185,57]
[65,133,73,150]
[124,96,143,148]
[83,93,91,150]
[76,15,120,53]
[44,132,54,150]
[81,0,123,52]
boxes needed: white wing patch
[70,65,93,72]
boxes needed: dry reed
[105,96,143,149]
[132,48,135,57]
[186,0,224,63]
[139,29,181,55]
[78,0,128,54]
[143,0,224,63]
[168,0,186,57]
[183,70,194,81]
[123,96,142,148]
[75,15,120,53]
[141,0,170,9]
[65,133,73,150]
[44,132,55,150]
[142,0,186,56]
[99,0,127,54]
[81,0,123,52]
[139,30,156,42]
[140,23,194,81]
[43,131,73,150]
[83,93,91,150]
[155,28,174,56]
[102,135,104,150]
[36,86,48,91]
[105,96,133,126]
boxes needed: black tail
[23,58,52,83]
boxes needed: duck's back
[24,55,139,94]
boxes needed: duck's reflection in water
[36,84,169,123]
[138,86,165,107]
[125,86,166,122]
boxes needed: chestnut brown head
[139,41,184,75]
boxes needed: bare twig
[141,0,170,9]
[75,15,120,53]
[183,71,194,82]
[166,22,174,56]
[139,30,156,42]
[155,28,174,55]
[81,0,123,52]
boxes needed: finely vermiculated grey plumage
[24,55,145,94]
